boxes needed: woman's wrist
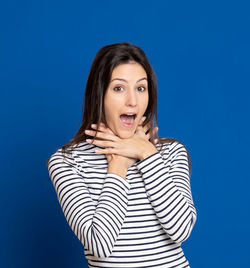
[108,160,128,180]
[138,144,158,161]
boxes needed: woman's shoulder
[156,137,190,156]
[48,140,108,168]
[52,140,95,154]
[47,140,95,165]
[157,137,192,173]
[157,137,183,148]
[47,145,75,168]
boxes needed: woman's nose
[125,89,137,107]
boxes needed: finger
[138,119,150,131]
[95,147,117,155]
[135,125,146,136]
[90,124,115,136]
[153,126,159,136]
[143,124,150,133]
[106,153,112,162]
[91,124,105,132]
[138,116,146,126]
[85,130,118,142]
[85,129,96,136]
[92,123,116,136]
[99,122,106,127]
[137,124,150,134]
[146,126,158,139]
[86,138,115,148]
[153,138,159,145]
[135,125,150,139]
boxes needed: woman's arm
[137,142,197,243]
[86,124,196,243]
[48,150,131,258]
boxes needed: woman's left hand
[85,119,158,161]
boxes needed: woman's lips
[120,114,136,128]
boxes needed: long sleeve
[137,142,197,243]
[47,150,131,258]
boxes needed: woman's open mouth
[119,113,137,128]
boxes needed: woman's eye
[137,86,146,92]
[113,86,124,92]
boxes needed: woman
[47,42,197,268]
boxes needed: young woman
[47,42,197,268]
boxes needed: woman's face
[104,61,149,139]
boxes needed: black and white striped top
[48,140,197,268]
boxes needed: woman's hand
[85,118,158,162]
[85,125,137,179]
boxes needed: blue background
[1,0,249,267]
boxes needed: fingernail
[86,139,92,143]
[142,116,146,121]
[85,130,90,134]
[91,124,96,128]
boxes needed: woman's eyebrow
[110,77,148,83]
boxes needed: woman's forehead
[110,62,147,81]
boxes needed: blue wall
[1,0,249,267]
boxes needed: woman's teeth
[120,114,136,126]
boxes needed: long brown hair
[46,42,191,173]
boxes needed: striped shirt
[48,140,197,268]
